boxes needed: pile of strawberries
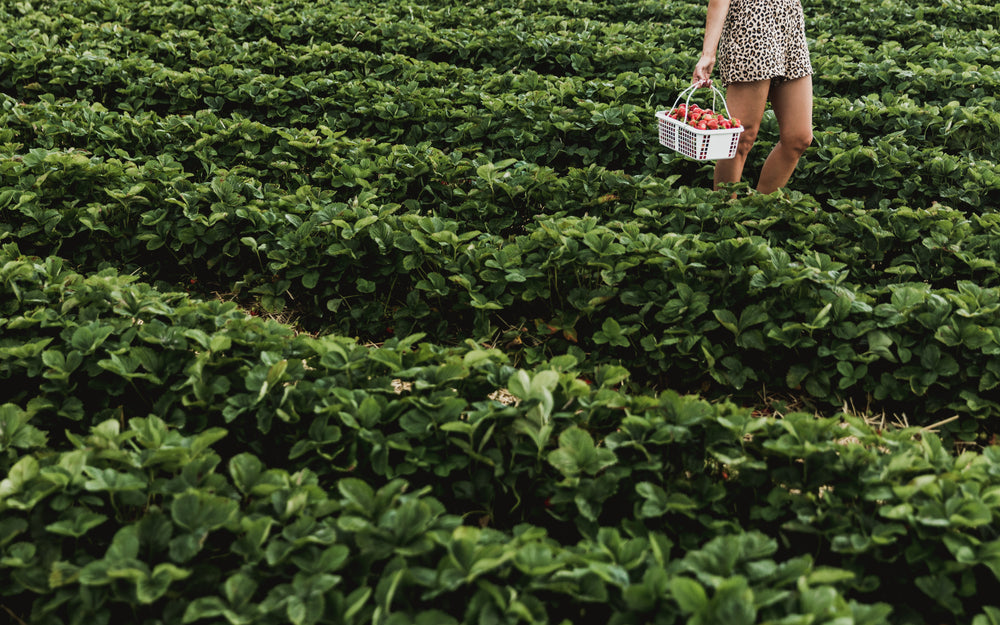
[665,103,741,131]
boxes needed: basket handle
[670,83,734,124]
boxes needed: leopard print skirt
[717,0,814,87]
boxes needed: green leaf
[806,566,856,585]
[0,455,40,497]
[514,542,564,575]
[800,585,839,618]
[1,541,36,567]
[507,370,531,399]
[671,576,708,614]
[0,404,47,450]
[344,586,372,621]
[357,395,380,428]
[221,571,258,608]
[547,427,617,477]
[169,532,204,563]
[786,364,811,389]
[190,427,228,456]
[46,508,108,538]
[914,574,964,615]
[171,491,239,532]
[230,453,264,495]
[83,467,147,493]
[713,309,739,334]
[0,517,29,547]
[70,322,115,354]
[636,482,698,518]
[107,524,142,561]
[705,576,756,625]
[137,563,192,604]
[973,606,1000,625]
[182,596,230,623]
[338,478,375,515]
[594,317,631,347]
[58,450,89,482]
[588,561,630,587]
[302,270,320,289]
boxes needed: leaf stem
[1,605,28,625]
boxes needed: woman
[692,0,814,193]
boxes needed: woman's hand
[692,54,715,87]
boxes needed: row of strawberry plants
[0,413,896,625]
[338,23,999,106]
[4,87,999,284]
[5,82,1000,215]
[5,248,1000,623]
[4,114,1000,297]
[631,185,1000,290]
[7,24,998,131]
[403,0,1000,33]
[5,20,997,114]
[10,0,998,35]
[5,0,999,108]
[0,63,660,172]
[6,85,1000,217]
[11,0,995,79]
[5,140,1000,431]
[813,91,1000,162]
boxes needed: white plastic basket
[656,83,743,161]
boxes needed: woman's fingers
[692,57,715,86]
[691,74,712,87]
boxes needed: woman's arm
[692,0,732,86]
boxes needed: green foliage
[4,251,1000,622]
[3,0,1000,622]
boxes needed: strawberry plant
[4,0,1000,622]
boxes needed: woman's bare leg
[713,79,770,190]
[756,75,813,194]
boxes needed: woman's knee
[780,130,813,155]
